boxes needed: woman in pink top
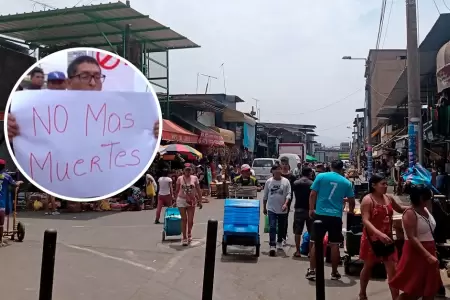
[176,164,203,246]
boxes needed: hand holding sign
[9,90,160,200]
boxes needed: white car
[252,158,278,185]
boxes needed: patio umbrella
[159,144,203,159]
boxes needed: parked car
[252,158,279,186]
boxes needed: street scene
[1,1,450,300]
[0,191,409,300]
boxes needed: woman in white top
[154,169,173,224]
[389,184,442,300]
[175,164,202,246]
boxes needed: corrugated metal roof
[0,1,199,51]
[383,13,450,108]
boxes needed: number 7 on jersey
[328,182,338,200]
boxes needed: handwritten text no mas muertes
[10,90,158,198]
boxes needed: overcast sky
[5,0,445,146]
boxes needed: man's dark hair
[271,164,281,172]
[331,160,344,171]
[315,164,324,170]
[302,167,313,177]
[67,55,100,77]
[280,156,289,163]
[30,67,44,78]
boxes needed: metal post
[202,220,218,300]
[124,24,131,61]
[406,0,423,165]
[313,220,325,300]
[166,50,170,118]
[39,229,57,300]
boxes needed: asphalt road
[0,192,447,300]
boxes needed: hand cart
[3,187,25,242]
[228,184,258,199]
[161,207,182,242]
[222,198,260,257]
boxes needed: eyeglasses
[71,73,106,83]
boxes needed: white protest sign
[10,90,159,200]
[91,51,135,91]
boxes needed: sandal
[182,239,188,246]
[293,251,302,258]
[358,294,368,300]
[188,235,193,243]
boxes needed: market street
[0,193,418,300]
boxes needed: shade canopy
[306,155,317,162]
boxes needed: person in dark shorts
[306,160,355,281]
[292,167,314,257]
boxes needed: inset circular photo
[5,48,162,201]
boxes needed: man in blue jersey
[306,160,355,280]
[0,159,23,246]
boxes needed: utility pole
[356,114,361,173]
[365,62,373,182]
[406,0,423,166]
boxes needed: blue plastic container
[162,207,182,241]
[222,198,260,257]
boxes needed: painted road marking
[160,221,223,274]
[70,221,223,229]
[64,244,157,272]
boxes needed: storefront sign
[162,132,198,144]
[9,90,158,200]
[243,123,256,152]
[235,125,242,140]
[198,132,225,146]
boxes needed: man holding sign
[7,55,160,199]
[8,56,104,139]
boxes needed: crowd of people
[249,157,445,300]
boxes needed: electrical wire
[381,0,394,48]
[315,121,351,133]
[442,0,450,12]
[433,0,442,13]
[27,0,92,32]
[264,88,363,116]
[368,0,388,81]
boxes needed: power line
[381,0,394,48]
[375,0,387,50]
[368,0,388,80]
[265,88,363,116]
[316,121,351,133]
[27,0,94,32]
[433,0,441,13]
[442,0,450,12]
